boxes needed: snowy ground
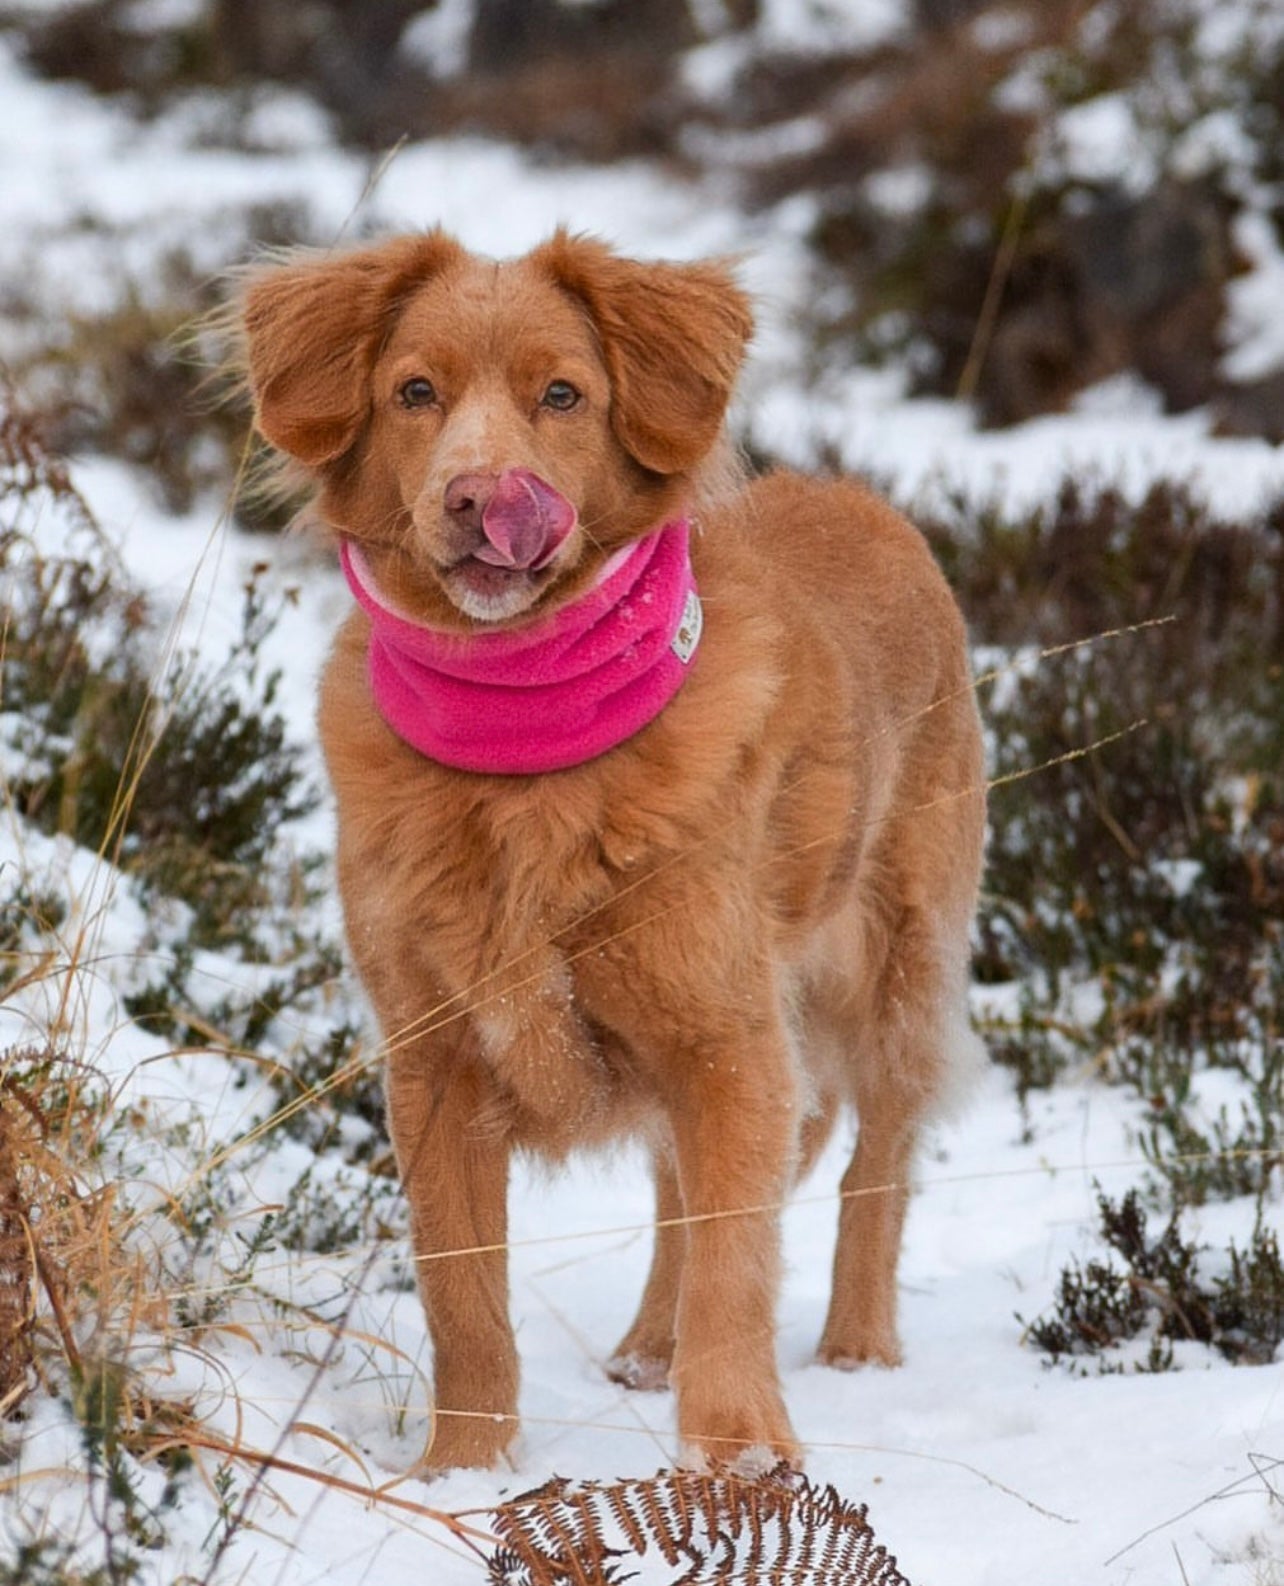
[2,18,1283,1586]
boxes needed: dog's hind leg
[816,914,981,1369]
[608,1080,835,1395]
[606,1151,683,1391]
[816,1058,921,1369]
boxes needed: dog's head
[237,229,752,626]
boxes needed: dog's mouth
[446,555,548,619]
[441,468,579,622]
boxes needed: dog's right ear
[238,232,463,468]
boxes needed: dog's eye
[399,377,437,408]
[541,380,581,412]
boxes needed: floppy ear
[239,231,463,467]
[532,231,753,475]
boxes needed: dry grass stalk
[0,1049,101,1415]
[0,1085,35,1413]
[0,1048,167,1421]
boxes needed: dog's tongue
[476,469,576,570]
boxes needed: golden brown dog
[237,230,986,1473]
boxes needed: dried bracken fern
[477,1466,913,1586]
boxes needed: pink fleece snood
[340,522,702,775]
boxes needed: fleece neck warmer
[340,521,702,775]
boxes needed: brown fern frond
[477,1465,913,1585]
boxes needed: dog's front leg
[384,1050,518,1472]
[665,1023,802,1471]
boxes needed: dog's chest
[438,798,657,1128]
[439,795,614,995]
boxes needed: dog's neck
[340,521,703,775]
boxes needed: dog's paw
[605,1350,671,1392]
[677,1394,800,1474]
[815,1332,902,1371]
[421,1413,517,1474]
[678,1438,802,1478]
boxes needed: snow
[1051,92,1158,193]
[747,365,1284,517]
[756,0,908,55]
[400,0,476,79]
[1225,210,1284,383]
[1,15,1282,1586]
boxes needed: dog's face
[240,231,752,627]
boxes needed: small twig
[330,137,409,250]
[148,1424,496,1564]
[1104,1454,1284,1565]
[956,188,1030,405]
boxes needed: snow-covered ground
[1,16,1282,1586]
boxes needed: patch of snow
[120,0,206,29]
[1194,0,1284,62]
[681,34,755,99]
[682,113,831,168]
[1049,92,1158,192]
[864,162,934,218]
[1153,858,1203,898]
[755,0,909,55]
[3,0,106,13]
[1071,372,1166,419]
[367,139,743,263]
[749,366,1284,516]
[1170,107,1257,183]
[239,87,337,153]
[993,51,1054,117]
[399,0,476,80]
[1223,209,1284,382]
[971,7,1038,52]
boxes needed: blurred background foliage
[3,0,1283,443]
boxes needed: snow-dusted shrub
[1026,1189,1284,1371]
[1,397,318,951]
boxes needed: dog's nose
[444,472,497,527]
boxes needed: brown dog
[237,230,986,1473]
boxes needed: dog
[236,229,986,1473]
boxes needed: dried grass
[0,1045,162,1423]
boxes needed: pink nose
[444,471,497,522]
[446,468,576,570]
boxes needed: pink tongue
[476,469,577,570]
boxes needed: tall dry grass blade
[0,1092,34,1412]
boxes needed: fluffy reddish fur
[237,229,987,1473]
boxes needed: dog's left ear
[533,232,753,476]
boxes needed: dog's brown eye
[400,377,437,408]
[541,380,581,412]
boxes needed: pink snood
[340,522,702,775]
